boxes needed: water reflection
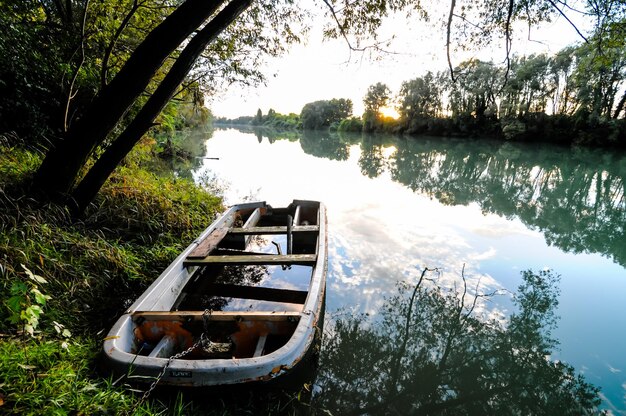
[384,137,626,267]
[192,127,626,411]
[176,264,267,311]
[223,128,625,268]
[300,130,352,161]
[153,128,215,179]
[314,269,603,415]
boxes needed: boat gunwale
[102,200,327,386]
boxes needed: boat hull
[102,200,327,387]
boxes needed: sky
[209,4,591,119]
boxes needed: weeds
[5,264,51,337]
[0,139,312,415]
[0,338,137,415]
[0,141,228,414]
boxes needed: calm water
[187,127,626,413]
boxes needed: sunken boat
[102,200,327,386]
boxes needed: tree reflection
[176,264,268,311]
[386,138,626,266]
[204,128,624,266]
[358,136,388,178]
[300,130,351,161]
[154,128,213,179]
[250,126,301,144]
[314,269,603,415]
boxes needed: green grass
[0,140,310,414]
[0,338,137,415]
[0,139,246,414]
[0,139,224,331]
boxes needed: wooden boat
[102,200,327,387]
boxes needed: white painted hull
[102,201,327,386]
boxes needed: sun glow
[379,106,400,119]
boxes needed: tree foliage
[315,269,603,415]
[398,72,443,121]
[363,82,391,132]
[1,0,625,209]
[300,98,353,130]
[354,32,626,142]
[0,0,307,212]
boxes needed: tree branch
[71,0,252,212]
[501,0,514,89]
[452,13,483,31]
[64,0,91,132]
[446,0,457,82]
[101,0,142,88]
[545,0,589,42]
[321,0,398,55]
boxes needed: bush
[338,117,363,132]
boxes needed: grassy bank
[0,138,232,414]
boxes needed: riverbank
[0,138,307,414]
[216,111,626,149]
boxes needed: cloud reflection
[195,128,626,412]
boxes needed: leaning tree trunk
[70,0,253,213]
[33,0,226,199]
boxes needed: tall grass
[0,138,236,414]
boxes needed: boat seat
[227,225,319,235]
[187,227,229,259]
[132,310,302,321]
[183,254,317,267]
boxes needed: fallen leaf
[103,336,120,341]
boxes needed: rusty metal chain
[203,308,212,334]
[129,309,213,414]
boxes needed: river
[182,126,626,413]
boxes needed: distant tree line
[218,33,626,147]
[352,36,626,146]
[214,98,353,130]
[214,108,301,129]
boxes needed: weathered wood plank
[242,207,263,247]
[187,214,236,259]
[132,311,302,321]
[183,254,316,267]
[293,205,301,226]
[228,225,319,235]
[186,227,229,259]
[253,334,267,357]
[148,335,176,358]
[210,249,272,256]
